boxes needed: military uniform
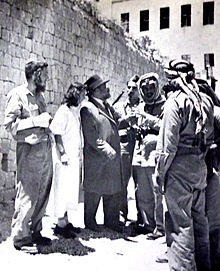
[155,80,214,270]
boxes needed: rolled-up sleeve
[50,106,67,136]
[4,91,22,135]
[155,98,181,178]
[4,91,35,136]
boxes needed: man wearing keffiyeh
[154,59,214,270]
[132,72,166,237]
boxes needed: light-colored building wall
[92,0,220,93]
[0,0,163,202]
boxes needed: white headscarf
[138,72,165,105]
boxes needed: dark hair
[62,82,86,107]
[25,61,48,80]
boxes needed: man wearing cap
[81,74,122,232]
[113,75,141,224]
[4,59,53,253]
[154,60,214,270]
[132,72,166,238]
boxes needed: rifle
[112,90,125,106]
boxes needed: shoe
[106,225,123,233]
[156,252,168,263]
[14,242,38,254]
[146,231,165,240]
[32,232,51,246]
[135,225,154,235]
[85,224,102,232]
[54,224,77,238]
[65,223,81,234]
[105,223,130,234]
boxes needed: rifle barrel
[112,91,125,106]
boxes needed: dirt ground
[0,183,169,271]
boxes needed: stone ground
[0,182,169,271]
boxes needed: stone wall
[0,0,164,202]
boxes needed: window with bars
[140,10,149,31]
[181,4,191,27]
[203,2,214,25]
[160,7,170,29]
[121,13,130,32]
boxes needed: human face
[79,88,86,104]
[128,86,139,102]
[141,82,158,102]
[34,67,48,92]
[97,83,111,100]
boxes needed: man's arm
[4,91,51,136]
[155,97,181,188]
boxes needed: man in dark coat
[81,75,122,232]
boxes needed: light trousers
[12,140,53,247]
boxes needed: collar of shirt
[93,97,105,107]
[22,83,35,96]
[23,83,45,99]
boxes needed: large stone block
[25,38,32,52]
[0,10,7,28]
[0,65,9,81]
[5,172,16,189]
[8,159,16,172]
[0,1,10,15]
[1,138,11,154]
[32,41,43,56]
[2,28,10,42]
[12,56,20,69]
[0,190,3,202]
[0,171,6,187]
[3,53,12,67]
[3,188,16,202]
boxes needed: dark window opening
[204,53,214,68]
[181,54,191,62]
[160,7,170,29]
[181,4,191,27]
[203,2,214,25]
[121,13,129,32]
[140,10,149,31]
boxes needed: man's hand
[24,133,40,145]
[152,173,164,195]
[108,149,116,160]
[142,134,157,146]
[124,112,138,125]
[60,153,69,166]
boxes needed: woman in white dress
[50,82,86,238]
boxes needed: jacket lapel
[90,98,117,125]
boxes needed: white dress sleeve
[50,105,68,136]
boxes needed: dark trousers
[84,191,121,229]
[120,152,132,220]
[206,171,220,270]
